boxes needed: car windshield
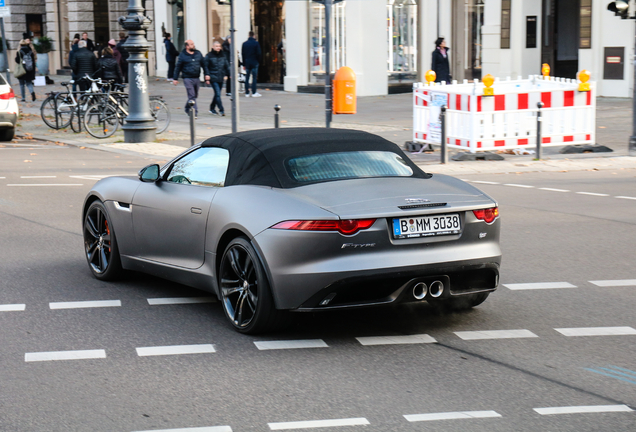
[287,151,414,183]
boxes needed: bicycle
[40,76,102,132]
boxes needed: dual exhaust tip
[413,280,444,300]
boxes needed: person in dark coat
[116,32,129,82]
[173,39,209,117]
[431,37,451,83]
[82,32,95,52]
[70,40,97,91]
[107,39,122,71]
[97,46,123,85]
[68,37,80,91]
[222,36,232,95]
[164,33,179,82]
[241,31,262,97]
[204,41,230,116]
[15,38,37,102]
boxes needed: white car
[0,73,18,141]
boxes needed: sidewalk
[12,75,636,175]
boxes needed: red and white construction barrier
[413,76,595,153]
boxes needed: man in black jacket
[173,40,209,117]
[82,32,95,52]
[241,31,262,97]
[70,40,97,91]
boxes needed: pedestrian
[82,32,95,52]
[69,37,80,92]
[173,39,208,118]
[15,37,37,102]
[108,39,123,73]
[117,32,129,82]
[431,37,451,84]
[222,35,232,96]
[97,46,123,85]
[205,41,230,116]
[70,40,97,91]
[164,33,179,82]
[241,31,262,97]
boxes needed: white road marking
[136,344,215,357]
[454,329,538,340]
[25,349,106,362]
[0,304,25,311]
[254,340,328,350]
[503,282,577,290]
[268,418,369,430]
[69,174,133,180]
[471,180,500,185]
[404,410,502,422]
[356,334,437,345]
[590,279,636,287]
[539,187,570,192]
[504,183,534,188]
[6,183,84,187]
[133,427,232,432]
[147,297,217,305]
[49,300,121,309]
[555,326,636,337]
[533,405,633,415]
[576,192,610,197]
[616,196,636,200]
[0,176,6,179]
[20,175,56,178]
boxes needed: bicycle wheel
[84,103,119,139]
[41,94,72,129]
[70,94,94,133]
[150,99,171,134]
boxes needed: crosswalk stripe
[589,279,636,287]
[454,329,538,340]
[132,427,232,432]
[268,418,369,430]
[49,300,121,309]
[404,411,502,422]
[0,304,26,311]
[254,340,328,350]
[503,282,576,290]
[356,334,437,345]
[136,344,215,357]
[25,349,106,362]
[533,405,633,415]
[555,326,636,337]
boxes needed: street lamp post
[118,0,156,143]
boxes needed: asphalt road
[1,140,635,431]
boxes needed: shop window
[465,0,484,79]
[309,1,346,82]
[26,14,43,38]
[387,0,417,79]
[168,0,186,50]
[501,0,510,49]
[580,0,592,49]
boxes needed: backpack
[23,51,34,72]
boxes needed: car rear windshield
[0,74,7,86]
[287,151,414,183]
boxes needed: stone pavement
[12,75,636,175]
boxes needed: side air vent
[398,203,447,210]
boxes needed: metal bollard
[188,100,196,147]
[440,105,448,164]
[274,104,281,128]
[536,101,544,160]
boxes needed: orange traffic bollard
[333,66,356,114]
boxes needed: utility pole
[118,0,156,143]
[217,0,239,133]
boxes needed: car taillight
[0,89,15,100]
[472,207,499,224]
[271,219,376,235]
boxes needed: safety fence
[412,76,595,153]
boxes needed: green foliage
[34,36,52,54]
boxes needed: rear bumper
[253,217,501,310]
[0,112,17,128]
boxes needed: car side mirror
[138,164,160,182]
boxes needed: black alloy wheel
[219,237,285,334]
[83,201,122,280]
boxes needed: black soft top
[200,128,429,188]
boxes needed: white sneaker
[251,92,262,98]
[245,93,251,97]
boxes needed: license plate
[392,213,461,239]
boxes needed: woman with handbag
[14,37,37,102]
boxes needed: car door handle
[191,207,202,214]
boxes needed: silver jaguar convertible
[82,128,501,333]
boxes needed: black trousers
[167,60,175,80]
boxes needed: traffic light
[607,1,630,18]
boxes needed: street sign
[0,1,5,7]
[0,7,10,17]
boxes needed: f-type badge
[342,243,376,249]
[405,198,430,204]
